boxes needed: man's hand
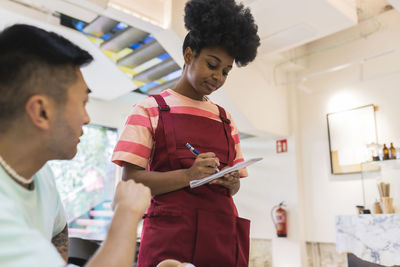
[86,180,151,267]
[185,152,220,182]
[157,259,195,267]
[209,169,240,195]
[112,180,151,215]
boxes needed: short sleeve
[0,198,65,267]
[52,197,67,236]
[112,100,156,168]
[227,113,248,178]
[36,164,67,237]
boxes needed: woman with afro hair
[112,0,260,266]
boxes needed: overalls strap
[217,104,235,165]
[151,94,180,170]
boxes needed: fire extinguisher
[271,202,287,237]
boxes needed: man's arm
[51,224,68,262]
[85,180,151,267]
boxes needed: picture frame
[327,104,377,174]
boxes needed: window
[48,124,118,238]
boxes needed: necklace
[0,154,34,184]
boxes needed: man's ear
[25,95,53,130]
[183,47,194,65]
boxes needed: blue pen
[186,143,220,172]
[186,143,200,155]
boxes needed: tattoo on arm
[51,224,69,262]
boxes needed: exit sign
[276,139,288,153]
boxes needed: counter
[336,214,400,266]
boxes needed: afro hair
[183,0,260,67]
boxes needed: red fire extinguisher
[271,202,287,237]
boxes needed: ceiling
[245,0,357,55]
[1,0,397,101]
[243,0,392,57]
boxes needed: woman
[112,0,260,266]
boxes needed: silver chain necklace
[0,154,34,184]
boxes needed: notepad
[189,157,263,188]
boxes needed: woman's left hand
[209,169,240,195]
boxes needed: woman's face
[185,46,234,99]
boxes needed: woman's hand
[209,169,240,195]
[185,152,220,182]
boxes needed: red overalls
[137,94,250,267]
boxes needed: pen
[186,143,200,156]
[185,143,220,172]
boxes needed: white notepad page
[189,157,263,188]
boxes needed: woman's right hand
[186,152,220,181]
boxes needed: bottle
[372,143,380,161]
[390,143,396,159]
[383,144,389,160]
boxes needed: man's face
[49,68,90,159]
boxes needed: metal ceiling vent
[76,15,182,95]
[82,16,119,37]
[118,40,165,68]
[133,58,180,83]
[100,27,148,52]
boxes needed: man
[0,24,151,267]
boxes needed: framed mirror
[327,104,377,174]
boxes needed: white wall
[295,10,400,242]
[221,61,290,137]
[235,137,297,239]
[235,136,306,266]
[86,94,146,132]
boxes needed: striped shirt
[112,89,248,177]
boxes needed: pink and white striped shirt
[112,89,247,177]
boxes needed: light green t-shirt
[0,164,67,267]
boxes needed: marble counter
[336,214,400,266]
